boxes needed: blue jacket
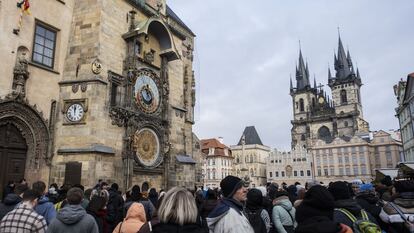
[35,195,57,225]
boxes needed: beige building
[200,138,234,188]
[289,35,402,183]
[266,146,312,185]
[232,126,270,187]
[0,0,200,195]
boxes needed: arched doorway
[0,123,27,198]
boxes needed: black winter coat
[106,189,124,232]
[0,193,21,220]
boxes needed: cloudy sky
[168,1,414,150]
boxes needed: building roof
[237,126,263,146]
[200,138,232,157]
[166,5,196,36]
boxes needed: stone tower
[290,35,369,149]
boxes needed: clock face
[318,97,325,104]
[132,128,161,168]
[134,74,160,114]
[66,103,84,122]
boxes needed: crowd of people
[0,175,413,233]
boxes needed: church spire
[290,76,293,91]
[334,33,352,79]
[296,49,310,90]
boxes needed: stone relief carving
[12,47,30,97]
[143,50,156,64]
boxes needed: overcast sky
[168,1,414,150]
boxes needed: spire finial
[337,26,341,38]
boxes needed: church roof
[166,5,196,36]
[237,126,263,146]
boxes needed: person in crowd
[87,190,109,233]
[207,175,254,233]
[245,188,270,233]
[294,185,306,208]
[351,179,363,196]
[195,189,205,210]
[124,185,155,221]
[138,193,164,233]
[355,183,385,228]
[380,179,414,233]
[2,181,15,201]
[328,181,378,230]
[150,187,204,233]
[55,184,72,211]
[376,176,393,202]
[295,185,352,233]
[47,187,99,233]
[199,189,219,230]
[0,189,47,233]
[113,203,146,233]
[83,188,93,209]
[0,184,28,220]
[107,183,124,232]
[271,190,297,233]
[47,183,59,204]
[148,188,158,207]
[305,180,321,190]
[32,181,57,225]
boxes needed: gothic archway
[0,97,51,183]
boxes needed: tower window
[299,98,304,112]
[344,121,348,127]
[318,126,332,143]
[340,90,347,104]
[301,134,306,141]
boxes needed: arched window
[344,121,348,127]
[301,134,306,141]
[312,98,315,107]
[299,98,305,112]
[207,169,210,179]
[212,169,216,179]
[250,168,254,177]
[340,90,347,104]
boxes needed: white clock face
[66,103,84,122]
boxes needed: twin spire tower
[290,34,368,149]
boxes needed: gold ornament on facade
[133,128,161,167]
[91,59,102,74]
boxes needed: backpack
[389,202,414,233]
[336,208,381,233]
[245,208,267,233]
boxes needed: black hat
[220,175,243,198]
[296,185,335,223]
[328,181,351,201]
[246,188,263,209]
[381,176,393,187]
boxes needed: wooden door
[0,123,27,199]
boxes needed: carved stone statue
[13,48,30,97]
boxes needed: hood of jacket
[295,216,342,233]
[206,198,244,229]
[3,193,22,205]
[126,202,146,222]
[153,223,204,233]
[275,197,293,211]
[57,204,87,225]
[37,195,50,205]
[334,199,361,216]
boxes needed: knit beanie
[246,188,263,209]
[220,175,243,198]
[296,185,335,223]
[328,181,351,201]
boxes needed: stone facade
[266,147,312,185]
[231,126,270,187]
[201,138,234,188]
[289,36,402,183]
[0,0,200,194]
[394,73,414,162]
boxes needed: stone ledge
[57,144,115,155]
[58,78,108,86]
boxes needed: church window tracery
[299,98,304,112]
[340,89,347,104]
